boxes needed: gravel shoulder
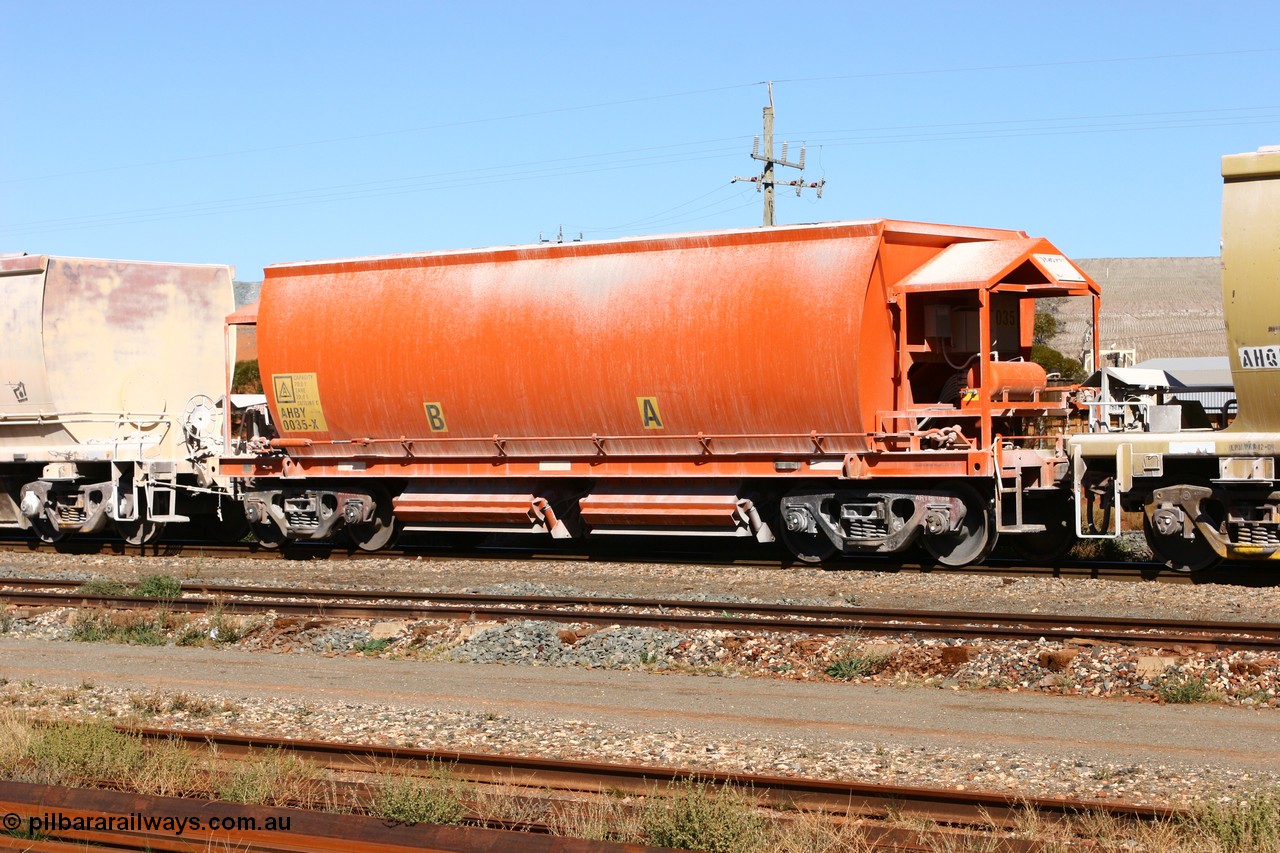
[3,635,1278,806]
[3,549,1280,807]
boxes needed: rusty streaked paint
[0,256,234,466]
[254,219,1097,471]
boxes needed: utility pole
[733,82,824,226]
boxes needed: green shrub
[643,781,770,853]
[1156,672,1210,704]
[25,721,146,784]
[1187,789,1280,852]
[75,578,131,596]
[135,574,183,600]
[374,767,469,826]
[216,748,321,806]
[825,651,892,681]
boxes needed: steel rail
[4,574,1280,633]
[4,581,1280,650]
[121,725,1182,830]
[0,781,1111,853]
[0,779,667,852]
[4,725,1073,852]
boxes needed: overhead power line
[4,104,1278,239]
[4,46,1274,186]
[770,47,1280,84]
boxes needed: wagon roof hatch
[226,300,260,325]
[892,237,1100,297]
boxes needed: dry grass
[3,711,1280,851]
[0,709,32,772]
[213,747,326,807]
[175,603,257,647]
[132,737,206,798]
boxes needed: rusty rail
[0,724,1184,851]
[120,725,1179,829]
[0,779,669,852]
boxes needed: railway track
[4,577,1278,651]
[0,780,654,853]
[125,724,1181,825]
[0,533,1236,585]
[0,725,1185,852]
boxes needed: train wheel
[1009,503,1077,563]
[1009,526,1076,563]
[348,518,401,552]
[1142,514,1222,574]
[777,496,839,564]
[31,518,64,545]
[780,524,839,564]
[251,522,286,550]
[346,488,401,552]
[115,518,165,546]
[921,485,995,567]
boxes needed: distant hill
[233,280,261,307]
[1050,258,1224,363]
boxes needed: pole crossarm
[731,82,825,226]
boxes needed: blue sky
[3,1,1278,279]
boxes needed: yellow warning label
[272,373,328,433]
[423,402,448,433]
[637,396,663,429]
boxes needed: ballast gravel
[3,548,1280,807]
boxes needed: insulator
[780,142,789,162]
[798,146,806,169]
[751,136,759,157]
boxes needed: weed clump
[374,765,469,825]
[69,610,167,646]
[1185,789,1280,852]
[1156,672,1212,704]
[24,720,146,785]
[354,638,391,655]
[175,605,251,647]
[215,747,323,807]
[75,578,131,596]
[135,574,183,600]
[642,780,770,853]
[825,653,891,680]
[824,641,894,680]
